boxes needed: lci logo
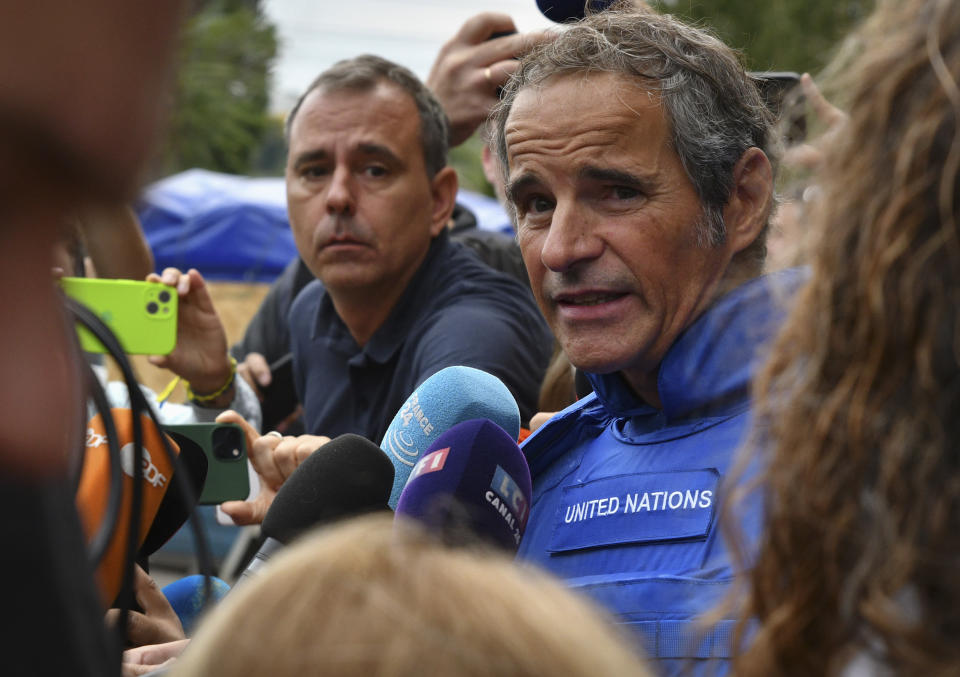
[119,444,167,488]
[408,447,449,482]
[384,429,418,467]
[488,466,528,527]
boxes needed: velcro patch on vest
[547,469,720,553]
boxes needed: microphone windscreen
[138,431,207,558]
[536,0,617,22]
[395,419,532,552]
[380,366,520,508]
[76,409,180,605]
[262,433,394,544]
[161,575,230,634]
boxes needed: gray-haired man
[492,7,802,674]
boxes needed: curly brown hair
[731,0,960,674]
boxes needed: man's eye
[301,166,329,179]
[526,196,554,214]
[364,165,388,178]
[611,186,640,200]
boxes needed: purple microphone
[395,419,532,553]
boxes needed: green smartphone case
[60,277,177,355]
[163,423,250,505]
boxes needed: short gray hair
[492,6,778,259]
[286,54,449,178]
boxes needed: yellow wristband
[185,357,237,403]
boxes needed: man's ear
[429,166,459,237]
[722,147,773,254]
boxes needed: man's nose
[539,201,603,273]
[325,166,356,216]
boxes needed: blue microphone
[161,575,230,634]
[395,419,532,552]
[379,366,520,508]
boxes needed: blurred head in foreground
[173,514,650,677]
[734,0,960,674]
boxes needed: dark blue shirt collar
[311,230,453,364]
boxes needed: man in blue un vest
[491,7,803,675]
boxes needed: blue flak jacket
[517,269,806,676]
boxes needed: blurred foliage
[156,0,874,186]
[250,115,288,176]
[652,0,875,74]
[450,132,494,198]
[158,0,277,177]
[453,0,876,200]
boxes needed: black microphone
[536,0,617,23]
[237,434,394,584]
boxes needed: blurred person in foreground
[0,2,187,675]
[166,514,650,677]
[490,4,795,673]
[730,0,960,674]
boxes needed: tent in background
[137,169,511,283]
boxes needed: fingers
[182,268,217,315]
[103,566,184,647]
[123,639,191,672]
[273,434,329,480]
[146,354,168,368]
[529,411,556,432]
[131,565,163,613]
[473,29,548,69]
[247,430,286,489]
[801,73,846,128]
[242,352,272,388]
[782,143,826,171]
[133,567,181,632]
[219,498,267,525]
[124,610,169,647]
[123,662,169,677]
[153,267,192,295]
[455,12,516,45]
[219,429,327,524]
[216,410,262,453]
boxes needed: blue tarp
[138,169,511,283]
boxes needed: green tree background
[159,0,874,189]
[652,0,874,74]
[158,0,279,178]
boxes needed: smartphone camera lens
[158,290,171,303]
[146,301,159,314]
[212,426,243,461]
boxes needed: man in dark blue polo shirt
[219,53,552,526]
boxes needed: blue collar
[587,268,808,422]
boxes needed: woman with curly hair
[731,0,960,674]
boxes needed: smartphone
[259,353,300,432]
[163,423,250,505]
[487,29,518,100]
[60,277,178,355]
[752,71,806,144]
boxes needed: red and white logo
[408,447,449,482]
